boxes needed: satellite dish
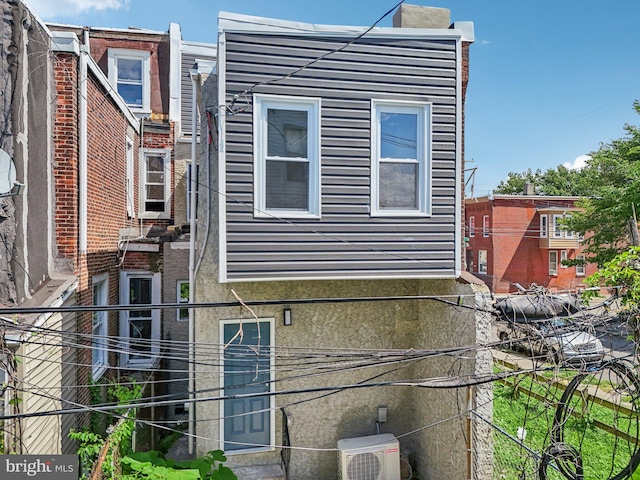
[0,149,17,194]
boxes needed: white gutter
[79,30,89,253]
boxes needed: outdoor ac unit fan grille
[337,433,400,480]
[345,451,382,480]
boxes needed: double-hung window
[549,251,559,276]
[253,95,321,218]
[120,272,161,368]
[553,214,563,238]
[92,273,109,379]
[469,217,475,237]
[540,215,548,238]
[576,254,586,276]
[560,250,568,268]
[108,49,151,113]
[478,250,487,274]
[482,215,490,238]
[371,100,431,216]
[140,148,172,219]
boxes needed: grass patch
[492,366,640,479]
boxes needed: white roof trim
[182,41,218,56]
[218,11,473,41]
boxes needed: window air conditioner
[337,433,401,480]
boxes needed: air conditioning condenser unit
[337,433,400,480]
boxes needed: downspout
[79,30,89,253]
[188,69,199,455]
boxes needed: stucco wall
[194,271,491,478]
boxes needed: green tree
[566,101,640,265]
[493,165,595,196]
[493,168,543,195]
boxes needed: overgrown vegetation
[70,378,141,479]
[122,450,237,480]
[70,378,237,480]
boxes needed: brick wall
[53,53,79,266]
[466,197,597,293]
[53,53,144,419]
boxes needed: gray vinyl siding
[181,52,197,135]
[222,32,460,280]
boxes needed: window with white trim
[108,49,151,112]
[540,215,548,238]
[553,214,563,238]
[371,100,431,216]
[253,94,321,218]
[140,148,172,219]
[469,216,475,237]
[483,215,490,238]
[576,254,586,276]
[560,250,568,268]
[92,273,109,379]
[478,250,487,274]
[177,280,189,322]
[549,251,559,275]
[120,272,161,367]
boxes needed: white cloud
[26,0,128,21]
[563,154,590,170]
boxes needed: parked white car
[497,317,605,365]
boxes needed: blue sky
[28,0,640,195]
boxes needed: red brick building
[465,194,596,293]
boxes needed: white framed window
[576,254,586,276]
[140,148,172,219]
[120,271,161,368]
[253,94,321,218]
[371,100,431,216]
[469,216,475,237]
[549,251,559,276]
[482,215,490,238]
[560,250,568,268]
[540,214,548,238]
[553,214,563,238]
[92,273,109,379]
[108,49,151,113]
[126,137,135,218]
[177,280,189,322]
[478,250,487,274]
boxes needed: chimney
[392,4,451,29]
[523,183,535,196]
